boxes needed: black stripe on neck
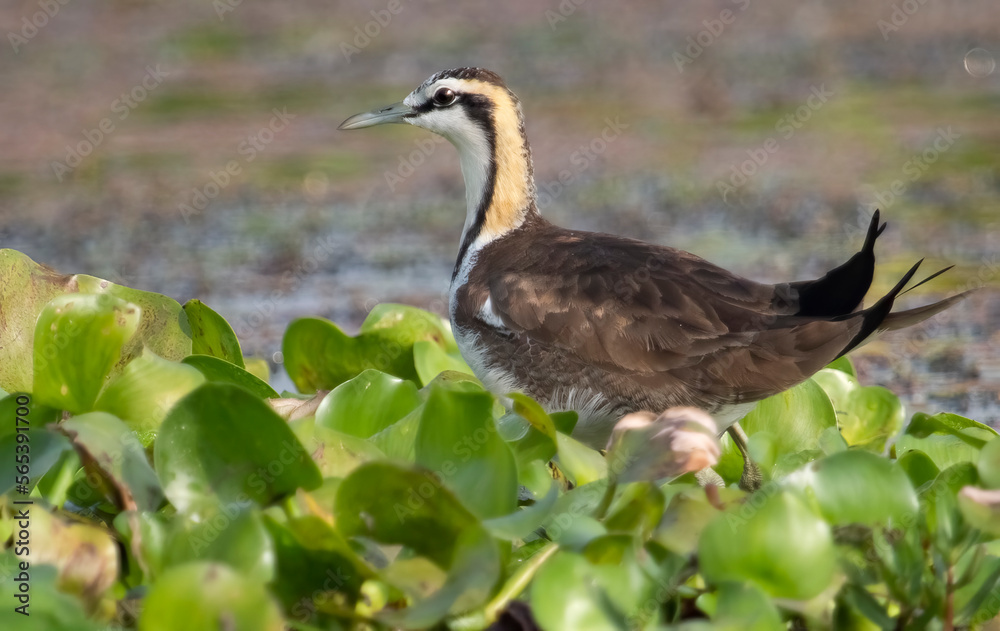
[453,94,498,280]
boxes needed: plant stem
[452,541,560,630]
[944,565,954,631]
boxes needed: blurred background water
[1,0,998,422]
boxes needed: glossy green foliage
[2,252,999,630]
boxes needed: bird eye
[432,87,457,106]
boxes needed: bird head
[338,67,523,151]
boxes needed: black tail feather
[790,209,885,318]
[835,258,924,358]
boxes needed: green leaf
[182,299,244,367]
[283,304,454,393]
[715,378,836,483]
[555,432,607,487]
[162,509,275,584]
[978,437,1000,489]
[21,506,120,612]
[482,468,558,540]
[291,417,386,478]
[0,555,104,630]
[315,369,422,438]
[263,515,373,616]
[784,450,918,525]
[896,449,940,489]
[74,274,192,367]
[181,354,277,399]
[413,339,475,385]
[96,349,206,445]
[334,461,501,626]
[698,490,836,600]
[335,461,481,566]
[896,412,998,471]
[713,582,784,631]
[415,383,518,519]
[33,293,141,413]
[825,355,857,377]
[243,357,271,384]
[0,393,67,495]
[530,551,628,631]
[138,562,284,631]
[812,368,904,451]
[154,383,322,514]
[59,412,164,512]
[0,249,75,393]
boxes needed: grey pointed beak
[338,101,414,130]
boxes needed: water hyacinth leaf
[896,412,998,471]
[977,437,1000,489]
[531,551,628,631]
[334,462,501,625]
[96,350,206,445]
[369,406,423,462]
[182,299,244,368]
[482,471,558,540]
[604,481,666,537]
[825,355,857,377]
[316,369,421,438]
[715,378,836,483]
[162,509,275,584]
[381,527,501,628]
[138,562,284,631]
[263,515,372,616]
[33,293,141,413]
[293,418,386,478]
[29,506,120,612]
[155,383,321,514]
[654,490,720,556]
[812,368,904,451]
[0,556,105,630]
[896,449,941,489]
[498,395,563,470]
[783,450,918,526]
[244,357,271,384]
[554,432,607,487]
[955,554,1000,625]
[605,408,719,484]
[0,249,75,393]
[0,393,67,495]
[335,461,486,563]
[713,582,784,631]
[181,354,277,399]
[413,339,475,385]
[698,490,836,600]
[415,383,518,519]
[74,274,192,367]
[283,304,454,393]
[957,487,1000,537]
[59,412,164,512]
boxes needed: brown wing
[472,217,878,403]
